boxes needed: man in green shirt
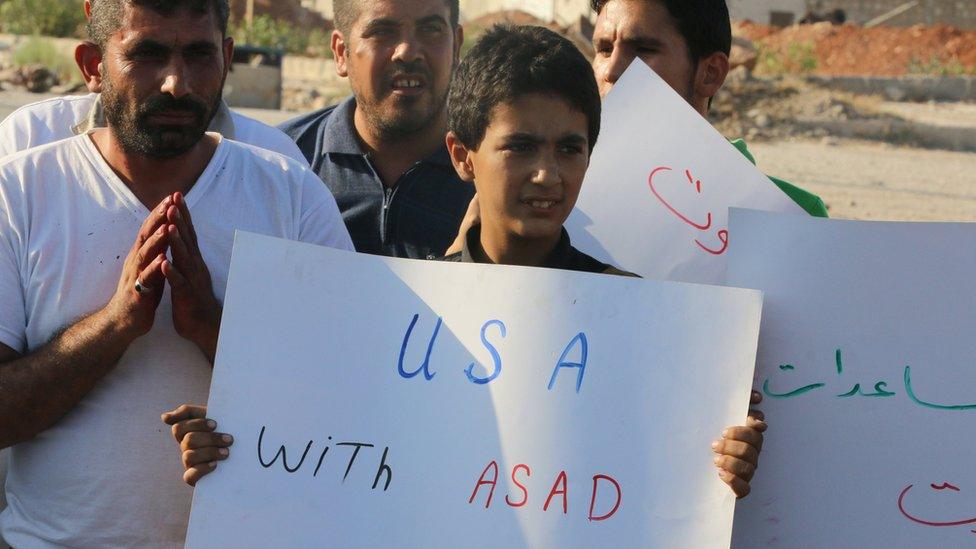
[590,0,828,217]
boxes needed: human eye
[128,44,167,61]
[559,143,585,155]
[503,141,535,154]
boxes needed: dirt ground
[750,138,976,221]
[736,21,976,76]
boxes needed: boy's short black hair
[449,25,601,153]
[591,0,732,62]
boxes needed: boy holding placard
[164,24,765,503]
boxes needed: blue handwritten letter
[548,332,588,393]
[397,314,441,381]
[465,320,506,385]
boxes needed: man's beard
[360,61,449,142]
[101,76,221,159]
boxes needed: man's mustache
[139,95,208,120]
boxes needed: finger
[723,426,764,450]
[183,462,217,487]
[161,404,208,425]
[167,205,200,260]
[134,254,166,294]
[181,431,233,451]
[712,439,759,465]
[748,408,765,422]
[182,447,230,468]
[718,468,752,499]
[162,259,191,295]
[747,414,768,433]
[167,225,195,274]
[133,225,169,271]
[173,193,198,246]
[751,390,763,405]
[171,418,217,443]
[134,196,173,250]
[715,454,756,480]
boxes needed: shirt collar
[73,94,238,139]
[320,95,453,167]
[460,224,575,269]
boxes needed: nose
[601,47,633,86]
[531,152,562,187]
[392,32,423,65]
[160,57,189,98]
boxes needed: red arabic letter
[648,166,713,230]
[695,229,729,255]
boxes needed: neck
[90,129,218,209]
[477,220,561,268]
[353,105,447,188]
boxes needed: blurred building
[729,0,807,26]
[810,0,976,28]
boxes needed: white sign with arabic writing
[185,231,764,548]
[727,209,976,548]
[565,62,805,284]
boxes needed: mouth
[390,75,426,95]
[148,110,199,124]
[520,198,562,212]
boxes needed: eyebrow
[620,35,667,50]
[503,132,588,145]
[416,14,448,26]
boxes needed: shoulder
[0,94,95,154]
[0,135,83,172]
[227,111,308,166]
[276,104,341,141]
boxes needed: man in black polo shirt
[279,0,473,259]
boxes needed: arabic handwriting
[648,166,730,256]
[904,366,976,410]
[898,483,976,527]
[763,364,826,398]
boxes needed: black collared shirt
[278,96,475,259]
[443,224,621,274]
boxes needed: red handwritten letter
[469,461,499,509]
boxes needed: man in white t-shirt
[0,1,352,547]
[0,0,304,164]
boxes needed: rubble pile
[735,21,976,76]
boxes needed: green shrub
[12,36,83,87]
[233,15,332,58]
[0,0,86,38]
[757,42,819,75]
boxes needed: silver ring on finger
[134,279,154,294]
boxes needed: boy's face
[452,93,590,241]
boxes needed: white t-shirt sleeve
[0,194,26,353]
[0,111,30,158]
[297,171,354,251]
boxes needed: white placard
[727,209,976,547]
[185,231,764,548]
[565,62,804,284]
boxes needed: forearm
[0,308,137,448]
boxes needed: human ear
[446,132,476,183]
[75,41,104,93]
[694,51,730,105]
[332,30,349,77]
[221,37,235,80]
[453,25,464,66]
